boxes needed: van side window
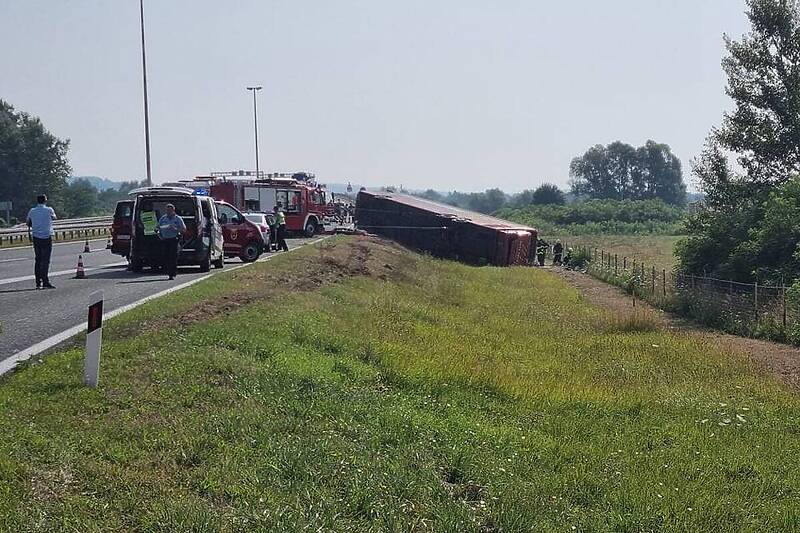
[217,204,241,225]
[201,199,212,221]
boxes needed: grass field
[0,236,798,531]
[553,234,682,270]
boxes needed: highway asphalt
[0,237,307,363]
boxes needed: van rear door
[111,200,134,257]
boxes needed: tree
[0,100,71,218]
[717,0,800,184]
[416,189,444,203]
[468,188,507,214]
[569,141,686,205]
[63,179,99,217]
[678,0,800,280]
[531,183,566,205]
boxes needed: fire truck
[176,171,330,237]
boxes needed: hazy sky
[1,1,749,192]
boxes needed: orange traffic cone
[75,255,86,279]
[84,239,91,253]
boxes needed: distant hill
[69,176,126,192]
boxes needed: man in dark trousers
[26,194,57,289]
[553,240,564,266]
[536,239,549,267]
[156,203,186,280]
[273,204,289,252]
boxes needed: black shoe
[168,275,175,280]
[43,283,56,289]
[35,282,41,290]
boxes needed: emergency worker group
[532,238,571,268]
[25,194,291,286]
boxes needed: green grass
[556,234,682,270]
[0,237,799,531]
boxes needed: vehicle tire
[304,219,317,237]
[213,256,224,269]
[200,254,211,272]
[239,241,261,262]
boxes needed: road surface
[0,237,307,364]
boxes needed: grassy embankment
[0,236,798,531]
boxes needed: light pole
[139,0,152,186]
[246,86,262,179]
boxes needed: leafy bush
[678,176,800,284]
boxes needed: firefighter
[562,247,574,268]
[273,204,289,252]
[536,239,549,267]
[553,240,564,266]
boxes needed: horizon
[2,1,748,193]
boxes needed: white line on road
[0,237,109,254]
[0,257,28,263]
[0,236,330,377]
[0,261,128,286]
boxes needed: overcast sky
[1,0,749,192]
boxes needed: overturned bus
[355,191,537,266]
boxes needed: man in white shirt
[26,194,57,289]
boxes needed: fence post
[601,250,604,264]
[614,254,618,275]
[782,276,787,329]
[651,265,656,294]
[662,269,667,297]
[754,280,759,317]
[623,256,627,271]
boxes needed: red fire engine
[176,171,330,237]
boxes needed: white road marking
[0,236,330,377]
[0,258,28,263]
[0,237,109,254]
[0,261,129,286]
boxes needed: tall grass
[0,238,798,531]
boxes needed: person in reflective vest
[273,204,289,252]
[552,240,563,266]
[536,239,549,266]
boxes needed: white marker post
[84,290,104,388]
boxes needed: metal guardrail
[0,216,113,246]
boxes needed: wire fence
[556,241,799,343]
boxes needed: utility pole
[140,0,153,186]
[246,86,262,178]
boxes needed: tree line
[677,0,800,284]
[413,183,566,214]
[0,99,142,224]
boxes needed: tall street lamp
[246,86,262,178]
[139,0,152,186]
